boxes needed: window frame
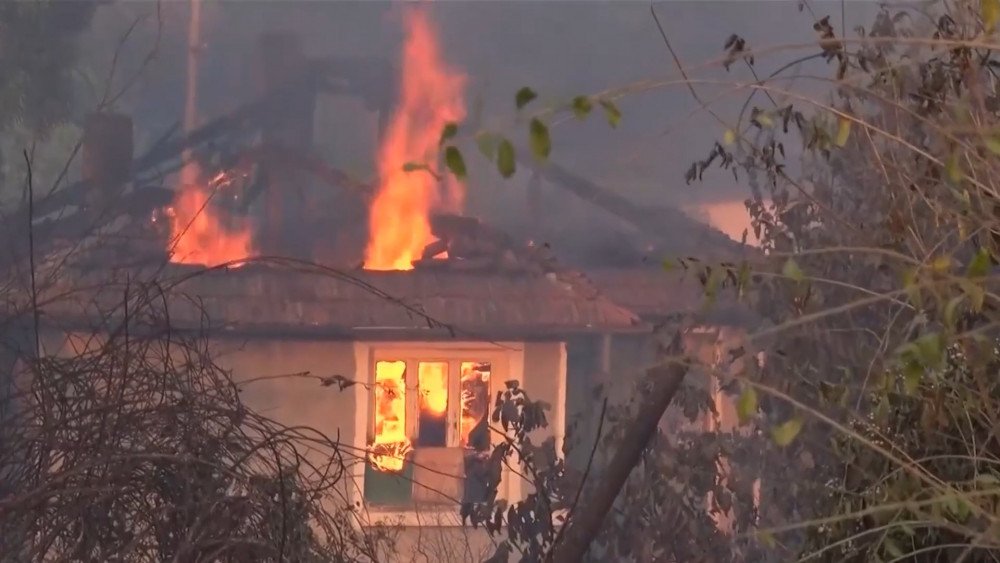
[351,341,525,526]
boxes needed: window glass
[365,356,498,507]
[366,360,413,506]
[417,362,448,446]
[370,360,409,472]
[459,362,491,451]
[460,361,492,504]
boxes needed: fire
[460,362,490,449]
[364,9,466,271]
[418,362,448,416]
[167,163,254,267]
[371,361,411,472]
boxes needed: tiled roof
[47,263,644,339]
[586,268,756,325]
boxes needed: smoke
[73,1,879,266]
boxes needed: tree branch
[548,334,689,563]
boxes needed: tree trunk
[549,335,688,563]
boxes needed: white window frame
[350,341,526,527]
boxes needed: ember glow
[460,362,490,449]
[167,164,254,267]
[417,362,448,447]
[418,362,448,416]
[371,361,411,472]
[168,0,253,269]
[364,9,466,270]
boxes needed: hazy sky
[83,1,884,236]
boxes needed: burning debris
[416,212,543,273]
[167,163,254,268]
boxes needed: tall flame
[364,9,466,271]
[419,362,448,416]
[167,0,253,268]
[371,360,411,472]
[168,165,254,267]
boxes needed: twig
[551,398,608,550]
[23,150,39,359]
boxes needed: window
[362,349,506,510]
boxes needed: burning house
[5,5,759,559]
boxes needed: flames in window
[370,359,491,473]
[370,361,411,472]
[460,362,490,451]
[417,362,448,447]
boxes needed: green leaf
[662,258,677,272]
[515,86,538,110]
[883,538,906,559]
[771,417,803,447]
[782,258,805,282]
[954,498,971,522]
[599,99,622,128]
[475,131,498,161]
[985,135,1000,155]
[723,129,736,146]
[736,386,758,424]
[984,0,1000,32]
[960,280,986,312]
[402,161,428,173]
[946,152,964,183]
[737,262,751,295]
[967,247,991,279]
[835,116,851,147]
[902,268,921,306]
[943,295,964,330]
[439,122,458,146]
[756,530,776,548]
[755,112,774,129]
[930,255,952,274]
[497,138,516,178]
[902,360,922,395]
[571,96,593,119]
[703,267,722,306]
[443,146,467,180]
[914,332,945,370]
[529,118,551,160]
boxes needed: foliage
[456,1,1000,561]
[469,372,774,562]
[680,0,1000,559]
[0,276,394,561]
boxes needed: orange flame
[418,362,448,416]
[371,361,411,472]
[168,163,254,267]
[364,9,466,271]
[460,362,490,449]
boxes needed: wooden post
[82,113,133,212]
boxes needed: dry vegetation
[9,0,1000,562]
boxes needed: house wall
[564,327,747,471]
[216,337,567,563]
[23,330,567,562]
